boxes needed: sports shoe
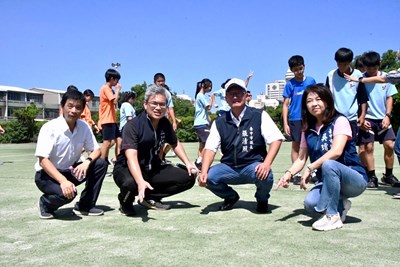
[161,159,172,165]
[256,201,268,214]
[38,199,54,219]
[194,160,202,170]
[138,199,171,210]
[73,202,104,216]
[367,176,378,188]
[312,213,343,231]
[219,194,240,211]
[392,192,400,199]
[341,199,352,222]
[118,192,136,216]
[119,204,136,216]
[381,174,399,186]
[292,173,302,185]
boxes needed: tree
[11,104,40,143]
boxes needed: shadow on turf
[52,205,115,221]
[368,182,400,197]
[132,201,200,222]
[275,208,362,227]
[200,199,279,215]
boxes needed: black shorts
[102,123,121,141]
[194,125,210,143]
[358,119,396,144]
[289,120,302,142]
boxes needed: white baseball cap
[224,78,247,92]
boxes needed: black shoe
[393,181,400,188]
[381,174,399,186]
[367,176,378,188]
[138,199,171,210]
[118,193,136,215]
[119,204,136,216]
[194,161,202,170]
[73,202,104,216]
[292,174,301,185]
[219,194,240,211]
[38,198,54,219]
[256,201,269,214]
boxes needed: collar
[337,68,353,77]
[57,115,76,133]
[229,106,247,126]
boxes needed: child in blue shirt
[357,51,398,189]
[282,55,316,184]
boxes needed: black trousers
[35,158,108,212]
[113,164,195,204]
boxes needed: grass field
[1,142,400,266]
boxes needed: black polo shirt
[116,111,177,172]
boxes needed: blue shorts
[194,125,210,143]
[358,119,396,144]
[289,120,302,142]
[102,123,121,141]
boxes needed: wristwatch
[358,77,364,82]
[86,157,93,162]
[385,113,392,119]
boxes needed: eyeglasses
[226,92,245,98]
[148,101,167,109]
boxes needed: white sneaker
[312,213,343,231]
[341,199,352,222]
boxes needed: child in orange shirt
[81,89,100,133]
[98,69,121,162]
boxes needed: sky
[1,0,399,99]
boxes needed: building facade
[0,85,99,121]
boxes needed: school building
[0,85,99,121]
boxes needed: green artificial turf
[0,142,399,266]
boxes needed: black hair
[164,84,170,91]
[195,78,212,98]
[83,89,94,98]
[105,68,121,82]
[362,51,381,67]
[355,56,366,70]
[66,85,78,92]
[288,55,305,68]
[153,73,166,83]
[221,78,231,89]
[121,91,136,103]
[334,48,354,63]
[61,89,86,107]
[301,84,337,131]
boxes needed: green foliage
[176,116,197,142]
[173,98,195,118]
[4,105,40,143]
[0,121,13,143]
[265,105,283,132]
[130,82,147,114]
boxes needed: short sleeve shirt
[120,111,177,171]
[119,102,136,130]
[194,93,210,126]
[35,116,99,171]
[283,76,316,121]
[364,71,398,120]
[98,85,116,125]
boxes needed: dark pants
[113,164,195,204]
[35,158,108,212]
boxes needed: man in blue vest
[198,78,284,213]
